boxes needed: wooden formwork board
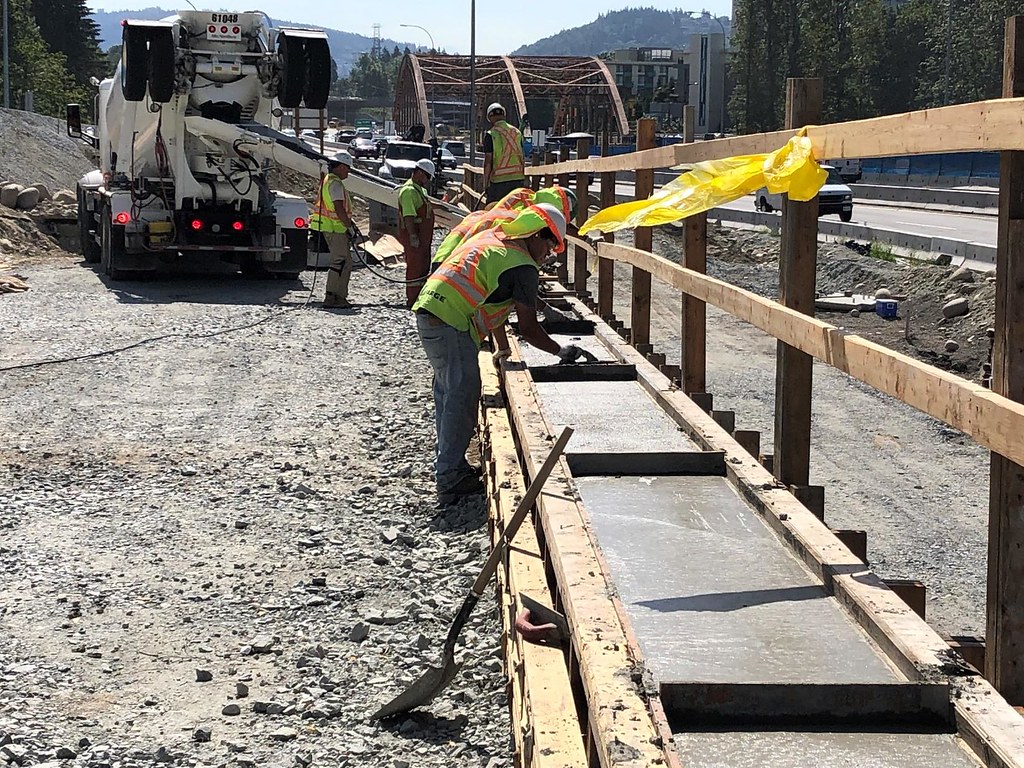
[479,352,588,768]
[499,341,682,768]
[563,293,1024,768]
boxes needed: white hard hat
[415,158,436,178]
[486,102,505,116]
[533,202,567,244]
[330,151,353,168]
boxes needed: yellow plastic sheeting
[578,129,827,236]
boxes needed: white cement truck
[67,10,333,279]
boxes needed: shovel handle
[470,426,573,597]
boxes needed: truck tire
[302,38,331,110]
[147,28,176,104]
[121,26,149,102]
[101,206,130,280]
[78,187,101,264]
[758,194,773,213]
[840,210,853,223]
[277,34,306,109]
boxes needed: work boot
[323,291,351,309]
[438,474,484,506]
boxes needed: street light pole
[469,0,477,166]
[3,0,10,109]
[944,0,953,105]
[399,23,436,53]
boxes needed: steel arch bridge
[393,54,630,140]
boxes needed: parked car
[335,129,358,144]
[379,141,433,181]
[441,139,466,158]
[439,147,458,170]
[754,165,854,222]
[348,136,378,159]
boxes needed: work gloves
[557,344,597,365]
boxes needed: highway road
[606,179,998,247]
[718,196,998,246]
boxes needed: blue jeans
[417,313,481,492]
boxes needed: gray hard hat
[330,151,353,168]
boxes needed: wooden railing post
[597,129,616,320]
[773,78,822,489]
[682,214,707,394]
[631,118,656,351]
[573,136,591,296]
[988,14,1024,704]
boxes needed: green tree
[0,0,85,116]
[29,0,105,91]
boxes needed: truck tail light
[293,217,307,228]
[232,221,244,231]
[114,211,130,225]
[190,219,203,231]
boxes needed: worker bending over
[413,202,590,505]
[398,158,436,308]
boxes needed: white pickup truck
[754,165,854,222]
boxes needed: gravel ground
[1,260,511,768]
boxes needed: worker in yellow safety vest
[482,102,525,206]
[399,158,436,308]
[430,185,576,269]
[412,203,592,505]
[310,152,356,308]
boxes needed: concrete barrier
[704,207,996,266]
[852,184,997,210]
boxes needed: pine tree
[0,0,84,116]
[29,0,105,90]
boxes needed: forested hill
[89,7,417,74]
[512,7,730,56]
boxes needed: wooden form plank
[597,241,1024,472]
[565,450,726,477]
[988,15,1024,705]
[524,97,1024,176]
[565,294,1024,768]
[630,118,656,350]
[479,353,588,768]
[659,682,951,727]
[774,78,822,489]
[502,338,682,768]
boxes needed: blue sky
[85,2,733,54]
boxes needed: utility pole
[3,0,10,109]
[469,0,476,165]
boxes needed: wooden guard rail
[514,16,1024,708]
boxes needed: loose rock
[943,297,970,319]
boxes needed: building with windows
[606,32,729,134]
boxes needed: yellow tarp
[578,128,827,236]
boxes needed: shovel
[370,426,574,720]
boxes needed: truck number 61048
[211,13,238,23]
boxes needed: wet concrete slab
[535,380,703,454]
[575,475,900,684]
[672,730,983,768]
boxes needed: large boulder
[0,183,24,208]
[949,266,974,283]
[15,187,40,210]
[942,297,970,319]
[28,183,51,201]
[53,189,76,205]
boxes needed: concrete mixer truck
[66,10,334,279]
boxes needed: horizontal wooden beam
[565,450,726,476]
[660,682,951,727]
[524,97,1024,175]
[599,241,1024,471]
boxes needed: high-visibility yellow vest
[310,173,350,234]
[431,208,518,267]
[487,120,525,183]
[414,230,536,347]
